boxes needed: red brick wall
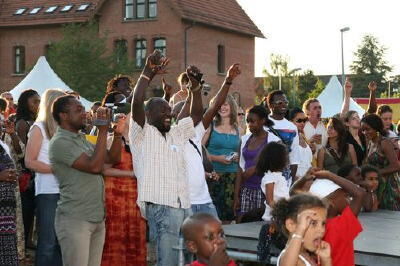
[0,25,63,91]
[0,0,256,108]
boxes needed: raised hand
[368,81,377,92]
[162,78,174,97]
[93,107,111,130]
[144,50,170,76]
[344,78,352,95]
[226,63,241,82]
[295,209,316,236]
[186,65,203,91]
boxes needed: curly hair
[16,89,39,121]
[256,142,288,175]
[271,193,326,237]
[361,114,387,137]
[106,75,135,94]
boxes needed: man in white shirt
[302,98,328,155]
[174,64,241,218]
[130,51,201,265]
[266,90,300,182]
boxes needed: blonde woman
[25,89,66,266]
[202,94,240,223]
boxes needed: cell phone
[225,152,238,161]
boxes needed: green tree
[47,21,135,101]
[307,79,325,99]
[298,70,319,100]
[350,35,392,97]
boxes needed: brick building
[0,0,263,107]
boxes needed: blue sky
[237,0,399,77]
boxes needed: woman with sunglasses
[290,108,314,178]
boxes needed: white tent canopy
[317,76,365,118]
[10,56,93,110]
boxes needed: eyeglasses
[273,100,289,105]
[295,118,308,123]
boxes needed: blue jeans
[35,194,62,266]
[146,203,191,266]
[191,202,219,219]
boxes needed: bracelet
[191,84,202,92]
[291,234,303,240]
[140,74,151,82]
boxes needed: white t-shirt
[304,121,327,156]
[260,171,290,221]
[239,132,281,171]
[28,122,60,195]
[185,122,212,204]
[297,145,313,178]
[266,117,300,165]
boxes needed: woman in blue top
[203,94,240,223]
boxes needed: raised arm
[162,78,174,103]
[186,65,204,126]
[366,81,377,114]
[131,50,169,127]
[314,170,366,216]
[340,78,352,118]
[202,64,241,129]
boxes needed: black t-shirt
[346,132,366,166]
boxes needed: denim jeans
[191,202,219,219]
[146,203,191,266]
[35,194,62,266]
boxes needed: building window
[124,0,157,20]
[135,39,147,68]
[217,45,225,74]
[125,0,134,19]
[154,38,166,56]
[115,40,128,63]
[148,0,157,18]
[14,46,25,74]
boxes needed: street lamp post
[340,27,350,89]
[289,68,302,105]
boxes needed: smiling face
[364,171,379,192]
[361,122,377,141]
[270,94,289,116]
[147,98,172,133]
[218,101,231,118]
[115,77,132,97]
[380,111,393,130]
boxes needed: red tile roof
[0,0,264,38]
[169,0,264,38]
[0,0,105,27]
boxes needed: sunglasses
[273,100,289,105]
[238,113,245,116]
[295,118,308,123]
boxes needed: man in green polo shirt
[49,95,122,266]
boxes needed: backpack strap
[189,139,201,157]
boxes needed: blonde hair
[210,94,238,127]
[36,89,67,139]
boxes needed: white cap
[309,179,341,198]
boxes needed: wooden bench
[223,210,400,265]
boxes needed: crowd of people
[0,49,400,266]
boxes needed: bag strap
[189,139,202,157]
[205,122,214,148]
[268,126,289,146]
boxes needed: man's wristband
[140,74,151,82]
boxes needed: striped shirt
[129,117,195,216]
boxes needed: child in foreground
[360,165,379,212]
[271,194,332,266]
[182,213,236,266]
[257,142,290,221]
